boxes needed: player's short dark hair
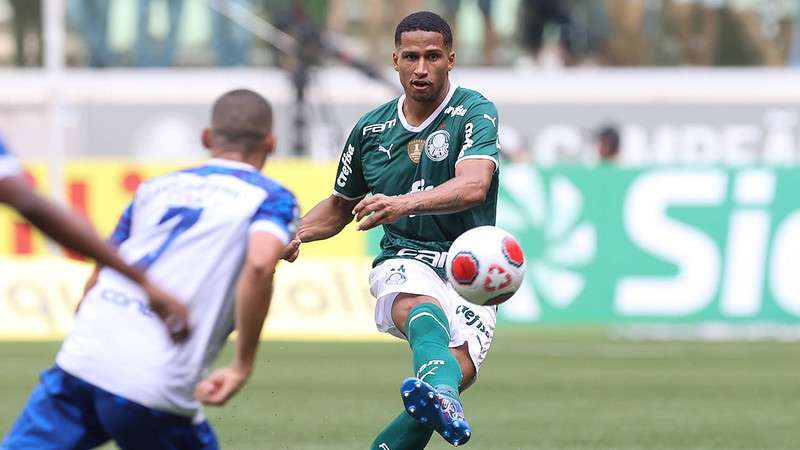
[597,125,620,150]
[210,89,272,152]
[394,11,453,49]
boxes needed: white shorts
[369,258,497,375]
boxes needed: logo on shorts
[385,265,407,285]
[425,130,450,161]
[455,304,492,340]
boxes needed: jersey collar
[206,158,259,171]
[397,83,458,133]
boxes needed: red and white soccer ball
[446,226,526,306]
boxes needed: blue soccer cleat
[400,377,472,447]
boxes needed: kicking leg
[371,342,476,450]
[391,294,474,446]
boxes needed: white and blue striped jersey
[57,158,299,420]
[0,136,22,179]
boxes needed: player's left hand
[353,194,409,231]
[194,366,250,406]
[282,237,301,262]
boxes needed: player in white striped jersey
[3,89,298,450]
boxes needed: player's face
[393,30,455,103]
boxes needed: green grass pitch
[2,328,800,450]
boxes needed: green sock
[404,303,462,399]
[370,412,433,450]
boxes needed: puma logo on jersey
[378,144,393,159]
[483,114,497,127]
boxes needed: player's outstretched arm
[283,194,359,262]
[195,231,285,406]
[353,159,495,231]
[0,175,189,341]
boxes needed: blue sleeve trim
[110,203,134,245]
[251,187,299,239]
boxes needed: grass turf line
[1,328,799,449]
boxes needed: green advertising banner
[494,165,800,324]
[368,165,800,324]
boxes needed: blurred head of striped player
[202,88,275,170]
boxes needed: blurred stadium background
[2,1,800,449]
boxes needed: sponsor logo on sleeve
[336,144,355,187]
[461,122,475,154]
[483,113,497,127]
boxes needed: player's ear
[201,128,212,149]
[392,51,399,71]
[263,133,276,155]
[448,50,455,71]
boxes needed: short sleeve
[456,101,500,171]
[249,188,300,245]
[110,202,134,245]
[332,124,369,200]
[0,136,22,179]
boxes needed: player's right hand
[143,281,190,343]
[194,365,250,406]
[283,237,301,262]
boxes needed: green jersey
[333,85,500,279]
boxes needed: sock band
[406,310,450,341]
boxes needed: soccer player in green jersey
[285,11,500,448]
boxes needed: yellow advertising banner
[0,160,365,257]
[0,256,391,342]
[0,163,50,255]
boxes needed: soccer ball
[446,226,526,306]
